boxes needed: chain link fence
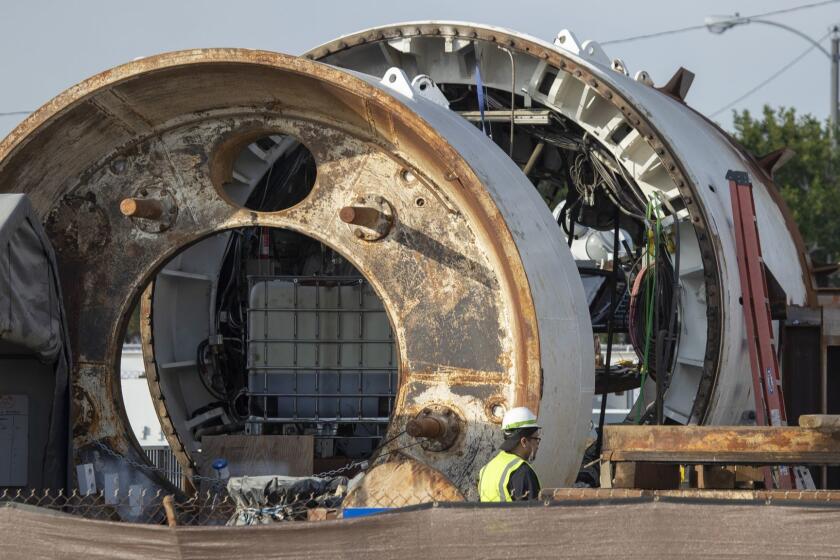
[0,483,452,526]
[0,488,236,525]
[0,434,456,526]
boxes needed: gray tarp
[226,475,349,525]
[2,499,840,559]
[0,194,70,487]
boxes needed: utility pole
[832,26,839,147]
[706,16,840,148]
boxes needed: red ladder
[727,170,796,489]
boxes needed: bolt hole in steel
[491,404,506,419]
[219,134,317,212]
[415,197,426,207]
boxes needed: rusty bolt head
[339,206,356,224]
[342,195,395,242]
[120,197,163,220]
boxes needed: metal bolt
[401,169,416,183]
[339,206,357,224]
[120,198,163,220]
[340,205,386,230]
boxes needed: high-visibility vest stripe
[478,450,527,502]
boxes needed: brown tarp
[3,499,840,559]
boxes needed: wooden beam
[602,425,840,465]
[800,415,840,429]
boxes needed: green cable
[636,201,662,423]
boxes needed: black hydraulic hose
[196,340,225,401]
[651,195,681,424]
[655,328,666,424]
[656,196,682,394]
[595,205,622,457]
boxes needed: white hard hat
[501,407,541,431]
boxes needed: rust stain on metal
[140,283,198,489]
[603,425,840,464]
[0,48,554,502]
[342,453,466,508]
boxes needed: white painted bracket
[554,29,611,66]
[381,69,450,108]
[410,75,450,108]
[381,67,415,99]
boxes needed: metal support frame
[246,274,396,434]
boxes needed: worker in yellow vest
[478,407,542,502]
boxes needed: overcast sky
[1,0,838,139]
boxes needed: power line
[709,30,832,118]
[0,111,32,117]
[601,0,840,45]
[601,24,707,46]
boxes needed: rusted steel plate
[342,453,465,508]
[602,425,840,464]
[0,48,591,503]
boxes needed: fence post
[162,495,178,527]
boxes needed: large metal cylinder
[0,49,593,500]
[308,21,814,427]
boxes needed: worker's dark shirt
[507,462,540,500]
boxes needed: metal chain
[312,460,369,479]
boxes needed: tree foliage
[731,106,840,264]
